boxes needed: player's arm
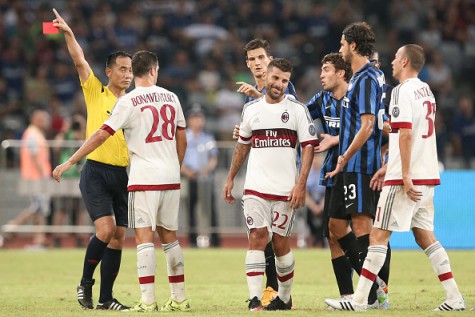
[399,128,422,202]
[52,129,111,182]
[175,128,187,167]
[370,164,387,191]
[223,142,251,205]
[52,8,91,83]
[236,81,263,99]
[326,114,374,178]
[315,134,339,153]
[289,145,314,209]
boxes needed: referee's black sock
[82,235,107,283]
[99,247,122,303]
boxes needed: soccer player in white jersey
[52,50,190,313]
[326,44,465,311]
[223,58,318,311]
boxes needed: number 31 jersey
[102,86,186,191]
[385,78,440,186]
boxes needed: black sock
[357,234,378,304]
[337,231,362,274]
[99,248,122,303]
[264,242,278,290]
[331,256,354,295]
[82,235,107,282]
[379,242,391,286]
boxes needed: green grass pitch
[0,248,473,316]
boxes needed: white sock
[137,243,156,305]
[245,250,265,300]
[163,240,186,302]
[424,241,462,300]
[275,251,295,303]
[353,245,387,305]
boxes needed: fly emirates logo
[252,129,296,148]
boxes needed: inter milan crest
[246,216,254,226]
[281,111,289,123]
[392,106,400,118]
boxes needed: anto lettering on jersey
[252,128,297,148]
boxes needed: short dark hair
[244,39,270,59]
[342,22,375,57]
[402,44,425,73]
[106,51,132,68]
[322,53,352,82]
[132,51,159,77]
[267,58,293,74]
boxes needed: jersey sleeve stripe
[301,140,319,148]
[101,124,116,135]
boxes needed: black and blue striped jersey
[244,81,298,103]
[339,63,385,175]
[307,91,342,187]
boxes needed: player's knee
[248,229,268,250]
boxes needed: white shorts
[242,195,295,241]
[374,185,435,232]
[128,190,180,231]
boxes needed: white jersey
[385,78,440,186]
[102,86,186,191]
[238,95,318,199]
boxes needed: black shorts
[322,187,332,238]
[79,160,128,227]
[328,172,377,220]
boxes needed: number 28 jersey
[385,78,440,186]
[102,86,186,191]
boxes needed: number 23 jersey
[102,86,186,190]
[385,78,440,186]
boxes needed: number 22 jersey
[102,86,186,191]
[385,78,440,186]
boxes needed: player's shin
[353,245,387,305]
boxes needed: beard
[266,84,284,100]
[343,50,353,64]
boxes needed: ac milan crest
[281,111,289,123]
[246,216,254,225]
[392,106,400,118]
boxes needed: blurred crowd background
[1,0,475,169]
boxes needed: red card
[42,22,59,34]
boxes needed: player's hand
[403,177,422,202]
[52,161,73,182]
[315,134,338,153]
[236,82,263,99]
[232,125,240,140]
[223,179,236,205]
[370,165,387,191]
[52,8,73,34]
[288,184,306,209]
[325,155,346,179]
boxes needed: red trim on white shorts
[244,189,288,201]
